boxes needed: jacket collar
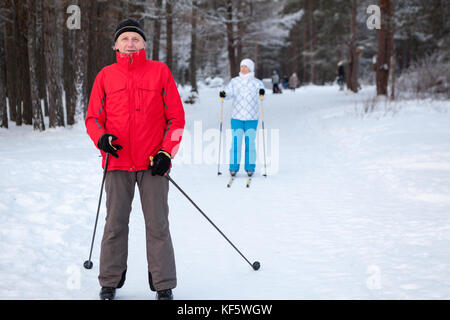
[116,48,147,69]
[239,71,254,81]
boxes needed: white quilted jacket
[224,73,265,121]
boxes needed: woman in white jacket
[219,58,265,177]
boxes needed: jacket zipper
[128,68,135,171]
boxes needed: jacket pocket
[107,87,128,118]
[106,81,127,96]
[138,85,163,116]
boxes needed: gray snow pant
[98,170,177,291]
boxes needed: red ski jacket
[85,49,185,171]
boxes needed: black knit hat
[114,18,146,42]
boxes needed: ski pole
[165,173,260,271]
[260,95,267,177]
[84,152,109,270]
[217,97,224,175]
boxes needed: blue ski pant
[229,118,258,172]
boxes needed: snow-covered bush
[184,91,199,104]
[203,77,224,88]
[396,53,450,99]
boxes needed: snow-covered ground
[1,85,450,299]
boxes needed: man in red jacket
[85,18,185,300]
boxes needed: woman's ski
[227,177,235,188]
[226,176,253,188]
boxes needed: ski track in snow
[1,85,449,299]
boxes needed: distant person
[219,58,265,177]
[337,61,345,91]
[272,70,281,94]
[283,75,289,89]
[288,72,299,91]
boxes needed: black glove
[259,89,265,96]
[219,91,226,98]
[150,151,171,176]
[97,134,123,158]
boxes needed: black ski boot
[156,289,173,300]
[247,171,254,177]
[99,287,116,300]
[230,170,237,177]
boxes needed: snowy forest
[2,0,450,301]
[0,0,448,130]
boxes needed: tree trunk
[307,0,315,84]
[27,0,45,131]
[17,2,32,125]
[390,34,396,100]
[128,0,144,20]
[74,0,89,118]
[189,0,198,93]
[4,0,18,124]
[302,20,308,83]
[389,3,396,100]
[376,0,392,96]
[152,0,163,61]
[166,0,173,70]
[0,0,7,128]
[12,1,22,126]
[254,43,259,77]
[292,24,300,83]
[236,0,245,64]
[347,0,359,93]
[98,0,118,71]
[63,0,76,126]
[43,0,64,128]
[35,0,49,117]
[87,0,117,101]
[226,0,237,77]
[87,0,99,101]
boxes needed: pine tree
[35,0,48,117]
[166,0,174,70]
[347,0,359,92]
[189,0,198,93]
[376,0,392,95]
[4,0,19,124]
[152,0,163,61]
[63,0,76,126]
[74,0,89,118]
[0,0,7,128]
[26,0,45,131]
[225,0,238,77]
[17,1,32,125]
[43,0,64,128]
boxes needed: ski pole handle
[219,98,224,123]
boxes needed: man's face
[115,32,146,54]
[240,65,250,75]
